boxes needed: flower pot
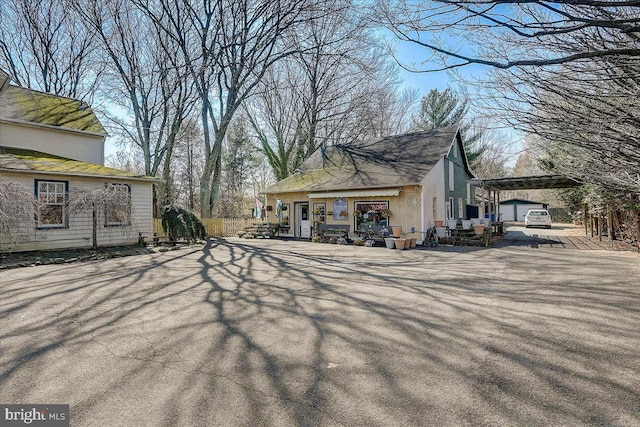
[461,220,472,230]
[410,237,417,248]
[434,220,444,227]
[447,220,458,229]
[404,238,411,249]
[482,218,490,227]
[471,218,481,225]
[392,226,402,237]
[394,238,406,250]
[384,237,395,249]
[435,227,447,238]
[473,224,485,235]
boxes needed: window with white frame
[458,198,464,218]
[354,201,390,230]
[449,161,455,191]
[105,183,131,226]
[36,180,67,228]
[448,197,454,220]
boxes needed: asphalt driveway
[1,239,639,426]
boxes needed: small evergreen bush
[161,206,206,243]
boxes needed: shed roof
[0,146,156,181]
[263,126,469,194]
[499,198,546,205]
[480,175,580,191]
[0,85,106,135]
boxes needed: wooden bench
[316,224,350,239]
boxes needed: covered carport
[473,174,579,220]
[473,174,583,244]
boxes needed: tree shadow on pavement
[0,238,639,426]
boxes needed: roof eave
[0,117,108,138]
[262,182,422,195]
[0,167,160,183]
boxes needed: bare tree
[0,0,101,101]
[0,177,36,251]
[246,3,415,180]
[68,185,132,250]
[137,0,323,218]
[378,1,640,71]
[74,0,195,197]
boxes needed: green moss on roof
[0,147,154,180]
[0,85,106,134]
[264,127,464,194]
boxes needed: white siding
[500,203,544,221]
[0,172,153,253]
[421,158,445,229]
[0,121,105,165]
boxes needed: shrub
[161,206,206,243]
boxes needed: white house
[0,70,156,253]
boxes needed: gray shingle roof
[263,126,465,194]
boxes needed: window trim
[448,197,454,220]
[458,197,464,219]
[449,161,455,191]
[312,202,326,225]
[354,200,390,230]
[104,183,131,227]
[35,179,68,229]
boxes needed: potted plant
[461,219,472,229]
[473,224,485,235]
[394,238,406,250]
[352,210,362,218]
[326,210,333,215]
[434,220,444,227]
[381,209,392,219]
[384,237,395,249]
[447,219,458,229]
[391,226,402,237]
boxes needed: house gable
[0,84,107,164]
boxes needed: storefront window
[280,203,290,228]
[353,201,390,230]
[312,203,326,226]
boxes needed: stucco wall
[421,158,446,230]
[0,172,153,253]
[0,121,105,165]
[265,188,423,240]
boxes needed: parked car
[524,209,552,228]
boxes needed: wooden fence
[153,217,261,238]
